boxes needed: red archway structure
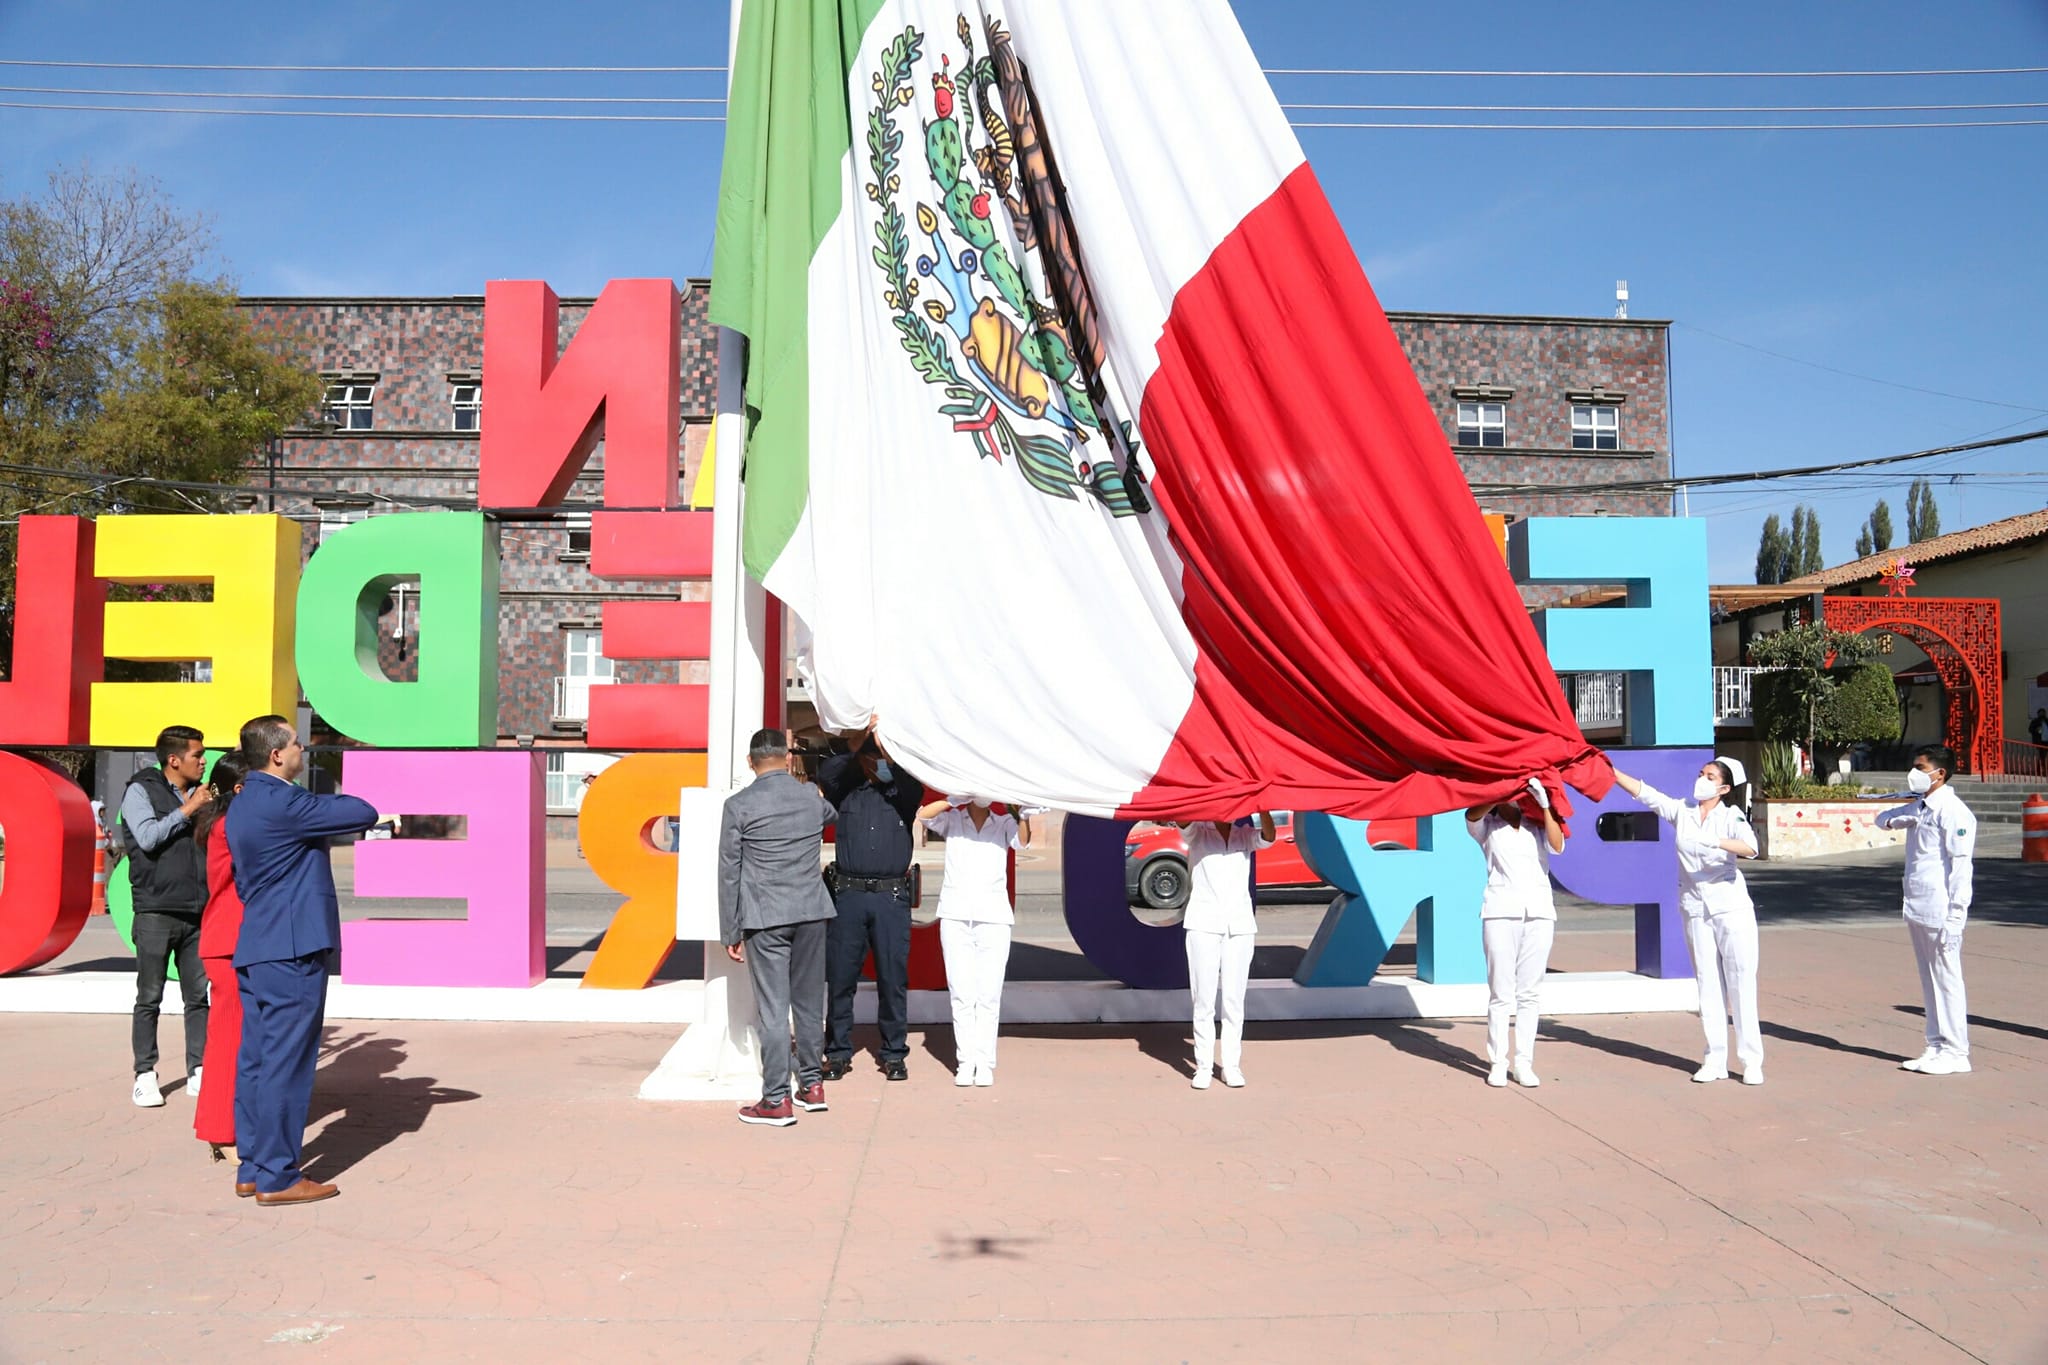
[1823,596,2003,775]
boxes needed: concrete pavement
[2,837,2045,1361]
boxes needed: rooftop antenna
[1615,279,1629,320]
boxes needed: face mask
[1692,777,1719,802]
[1907,767,1933,794]
[874,759,894,782]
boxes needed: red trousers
[192,956,242,1146]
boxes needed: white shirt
[1181,822,1274,936]
[1635,784,1758,919]
[1466,812,1556,921]
[1876,784,1976,928]
[923,807,1020,925]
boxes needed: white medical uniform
[1467,811,1556,1070]
[1182,822,1274,1075]
[924,806,1020,1074]
[1877,786,1976,1058]
[1636,784,1763,1073]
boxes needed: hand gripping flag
[711,0,1613,820]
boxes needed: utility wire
[11,84,2046,115]
[6,100,2044,131]
[4,58,2046,78]
[1677,323,2048,413]
[0,84,728,105]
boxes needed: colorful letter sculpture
[1061,816,1188,991]
[90,514,302,750]
[579,753,709,989]
[586,511,713,750]
[339,750,546,987]
[297,512,501,747]
[478,279,683,510]
[0,517,104,746]
[1512,517,1712,746]
[1548,747,1709,979]
[1294,812,1486,986]
[0,752,98,974]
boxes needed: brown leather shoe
[235,1182,256,1198]
[253,1179,338,1206]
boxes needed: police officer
[817,723,924,1081]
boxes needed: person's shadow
[300,1028,480,1183]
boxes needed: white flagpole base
[636,953,764,1102]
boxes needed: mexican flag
[712,0,1612,820]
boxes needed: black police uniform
[818,750,924,1069]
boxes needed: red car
[1122,813,1419,910]
[1121,813,1321,911]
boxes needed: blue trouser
[824,886,911,1063]
[235,955,328,1193]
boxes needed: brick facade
[240,291,1671,822]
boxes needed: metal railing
[1715,666,1762,724]
[2005,738,2048,779]
[551,673,615,724]
[1569,672,1626,729]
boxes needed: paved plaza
[2,833,2045,1362]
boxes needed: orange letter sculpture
[579,752,708,989]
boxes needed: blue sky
[3,0,2045,583]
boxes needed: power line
[12,84,2044,115]
[1283,100,2048,113]
[6,100,2044,131]
[4,58,2045,78]
[1264,65,2048,78]
[0,84,727,105]
[1677,324,2048,413]
[0,59,725,74]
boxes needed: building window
[554,630,616,725]
[314,501,372,544]
[451,381,481,432]
[1571,404,1619,451]
[1456,401,1506,448]
[561,511,592,562]
[321,377,376,431]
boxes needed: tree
[1868,498,1893,553]
[0,166,321,609]
[1748,622,1879,766]
[1797,503,1824,576]
[1906,477,1942,543]
[1755,513,1793,584]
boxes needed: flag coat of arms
[713,0,1612,819]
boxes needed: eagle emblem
[863,19,1144,516]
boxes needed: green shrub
[1820,662,1901,746]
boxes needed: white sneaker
[973,1065,994,1087]
[1190,1068,1212,1090]
[187,1066,202,1099]
[1916,1054,1972,1075]
[1220,1067,1246,1089]
[1740,1068,1764,1087]
[955,1066,975,1087]
[1486,1065,1509,1088]
[1692,1062,1728,1084]
[132,1071,165,1108]
[1899,1049,1939,1072]
[1513,1063,1540,1088]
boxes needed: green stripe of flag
[710,0,888,579]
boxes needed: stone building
[241,291,1671,828]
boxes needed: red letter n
[478,280,683,510]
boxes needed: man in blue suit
[227,715,380,1206]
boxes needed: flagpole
[638,0,770,1103]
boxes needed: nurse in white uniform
[1613,757,1764,1085]
[1466,778,1566,1088]
[918,796,1035,1087]
[1875,744,1976,1075]
[1181,812,1277,1090]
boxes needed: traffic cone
[91,823,109,914]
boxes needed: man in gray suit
[719,728,838,1127]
